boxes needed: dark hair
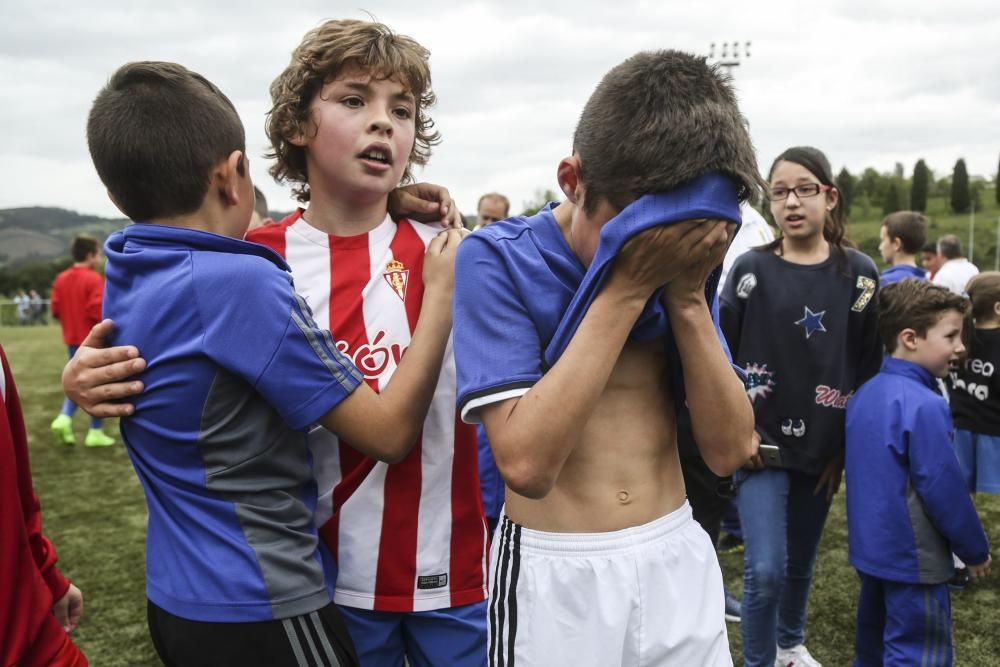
[87,61,246,222]
[572,50,764,214]
[937,234,963,260]
[71,235,99,262]
[879,280,967,353]
[267,19,438,202]
[963,272,1000,348]
[765,146,851,252]
[253,186,269,220]
[922,240,939,254]
[881,211,928,255]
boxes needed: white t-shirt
[718,204,776,294]
[932,257,979,295]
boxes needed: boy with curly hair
[245,20,489,666]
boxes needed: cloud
[1,0,997,219]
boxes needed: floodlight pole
[708,41,751,73]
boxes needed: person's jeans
[734,467,831,667]
[61,345,101,429]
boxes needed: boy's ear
[215,150,247,206]
[557,155,585,205]
[898,327,919,351]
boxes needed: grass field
[5,323,1000,666]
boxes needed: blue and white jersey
[103,224,362,622]
[846,357,989,584]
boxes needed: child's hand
[52,583,83,633]
[662,220,735,304]
[969,555,992,580]
[389,183,464,229]
[62,319,146,417]
[608,220,727,301]
[423,228,468,299]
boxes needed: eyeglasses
[768,183,830,201]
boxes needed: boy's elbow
[498,458,555,500]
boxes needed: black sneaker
[948,567,969,590]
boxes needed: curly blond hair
[267,19,439,202]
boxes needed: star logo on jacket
[795,306,827,339]
[382,259,409,302]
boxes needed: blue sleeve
[193,255,363,430]
[453,235,542,421]
[909,400,990,565]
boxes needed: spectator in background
[2,343,88,666]
[29,290,46,325]
[247,185,273,231]
[922,240,943,281]
[933,234,979,295]
[878,211,928,286]
[50,236,115,448]
[14,289,29,325]
[474,192,509,229]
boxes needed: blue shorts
[854,573,952,667]
[337,601,487,667]
[953,429,1000,493]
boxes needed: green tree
[883,182,903,216]
[520,189,561,216]
[859,168,888,207]
[995,153,999,205]
[911,159,929,212]
[836,168,856,215]
[951,159,971,214]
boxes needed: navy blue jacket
[846,357,989,584]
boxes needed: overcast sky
[2,0,997,220]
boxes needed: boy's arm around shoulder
[908,397,990,567]
[190,233,457,463]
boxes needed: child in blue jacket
[846,280,991,666]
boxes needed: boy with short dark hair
[878,211,928,286]
[846,280,991,666]
[50,234,114,447]
[454,50,760,665]
[87,60,460,665]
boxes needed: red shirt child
[1,344,87,666]
[51,237,104,347]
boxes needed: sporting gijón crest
[382,259,409,302]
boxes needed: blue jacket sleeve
[909,400,990,566]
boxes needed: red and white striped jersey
[247,211,488,613]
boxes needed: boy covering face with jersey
[453,50,761,666]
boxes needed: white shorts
[488,501,731,667]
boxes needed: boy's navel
[617,490,631,504]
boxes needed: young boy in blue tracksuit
[846,280,992,667]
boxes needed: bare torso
[503,337,685,532]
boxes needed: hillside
[0,207,127,267]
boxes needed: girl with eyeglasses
[719,146,883,667]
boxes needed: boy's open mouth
[359,146,391,165]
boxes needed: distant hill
[0,207,127,267]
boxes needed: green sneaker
[50,414,76,446]
[84,429,115,448]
